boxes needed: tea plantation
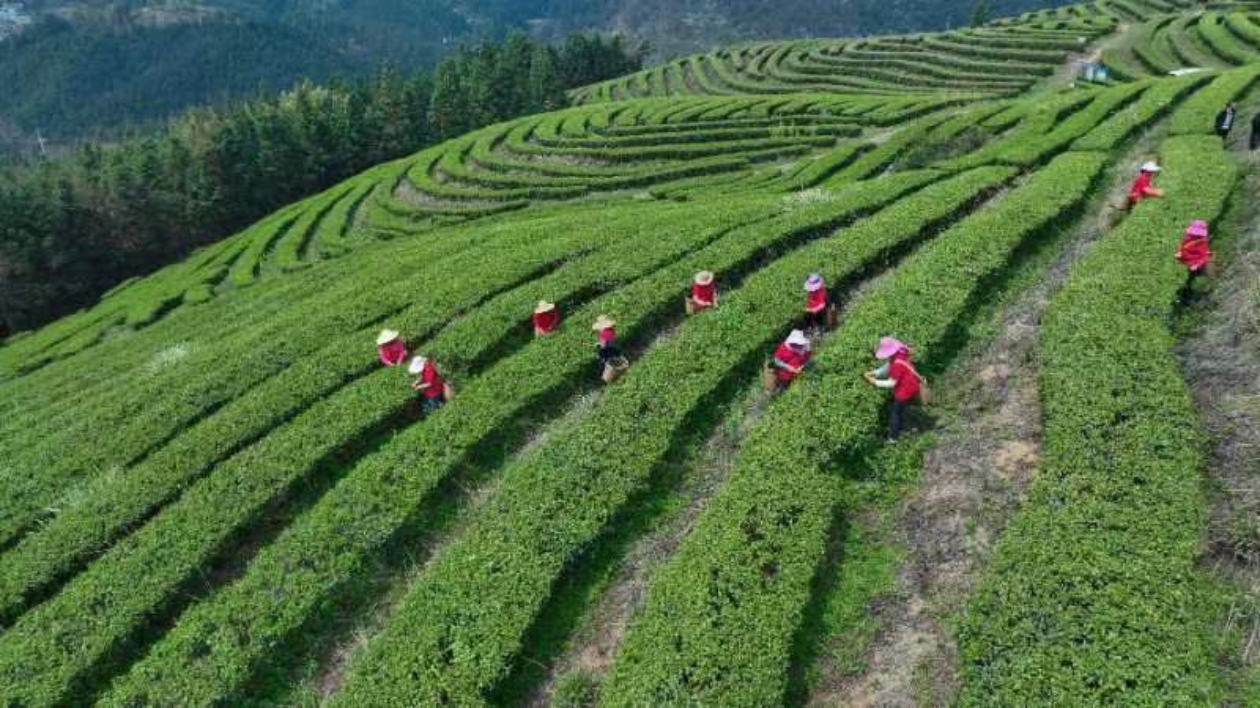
[1,0,1258,704]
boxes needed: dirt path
[810,184,1124,707]
[1043,22,1130,92]
[1177,157,1260,697]
[528,379,775,705]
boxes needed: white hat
[1140,161,1161,173]
[804,274,825,292]
[592,315,616,331]
[694,270,715,286]
[786,329,811,349]
[535,301,556,315]
[408,355,427,375]
[377,329,401,346]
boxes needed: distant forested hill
[0,0,1073,148]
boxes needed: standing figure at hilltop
[1124,161,1165,210]
[804,273,833,331]
[533,301,560,336]
[1175,219,1213,280]
[377,329,408,367]
[409,355,448,417]
[686,271,718,314]
[1215,102,1237,141]
[593,315,628,383]
[769,329,812,391]
[863,336,926,442]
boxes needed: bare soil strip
[527,378,775,706]
[1178,156,1260,702]
[810,171,1134,707]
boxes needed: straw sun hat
[535,301,557,315]
[1185,220,1209,238]
[376,329,401,346]
[804,273,825,292]
[1140,161,1161,173]
[786,329,811,349]
[591,315,616,331]
[694,270,715,286]
[408,355,428,375]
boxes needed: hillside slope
[1,0,1258,705]
[0,0,1077,144]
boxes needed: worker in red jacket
[1175,219,1212,278]
[376,329,408,367]
[863,336,922,441]
[772,329,812,389]
[804,273,830,330]
[533,301,560,336]
[1125,161,1164,209]
[408,355,447,416]
[688,270,717,313]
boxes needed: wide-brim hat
[408,355,427,375]
[535,301,557,315]
[694,270,715,286]
[1140,161,1161,173]
[804,274,825,292]
[875,336,908,360]
[786,329,811,349]
[592,315,616,331]
[1185,219,1209,238]
[377,329,401,346]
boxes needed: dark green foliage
[958,136,1238,705]
[0,31,641,337]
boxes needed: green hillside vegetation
[1,0,1258,705]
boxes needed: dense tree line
[0,32,645,336]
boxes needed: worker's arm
[774,357,802,374]
[1144,186,1164,197]
[411,380,431,391]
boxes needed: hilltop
[0,0,1076,145]
[0,0,1258,705]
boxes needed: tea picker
[409,355,450,416]
[686,270,717,314]
[533,301,560,336]
[376,329,408,367]
[593,315,629,384]
[863,336,928,442]
[766,329,812,392]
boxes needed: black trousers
[420,395,445,416]
[889,399,909,440]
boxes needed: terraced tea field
[2,0,1258,705]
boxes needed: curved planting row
[0,203,573,551]
[322,167,1016,707]
[0,159,414,379]
[0,197,786,705]
[571,22,1108,104]
[391,96,962,214]
[958,136,1236,705]
[601,150,1107,707]
[0,200,770,627]
[1109,9,1260,78]
[79,175,938,707]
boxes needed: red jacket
[806,287,828,314]
[378,340,408,367]
[1176,235,1211,272]
[1127,173,1157,205]
[691,282,716,307]
[533,309,560,334]
[414,363,445,400]
[889,353,922,403]
[773,343,811,382]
